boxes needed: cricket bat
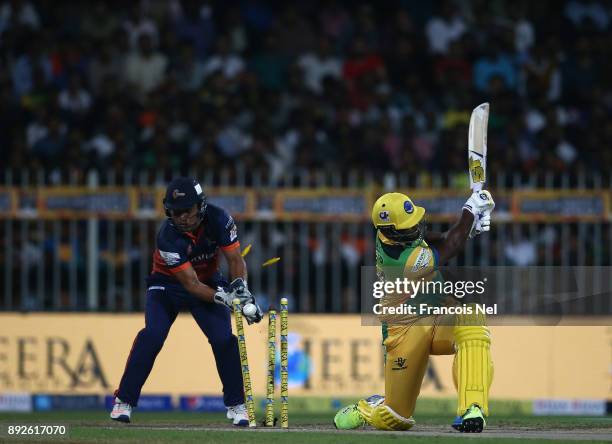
[468,102,489,192]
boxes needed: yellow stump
[280,298,289,428]
[233,298,257,427]
[265,310,277,426]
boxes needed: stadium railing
[0,168,610,314]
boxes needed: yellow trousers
[383,314,492,418]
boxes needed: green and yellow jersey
[375,231,445,324]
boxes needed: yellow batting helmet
[371,192,425,230]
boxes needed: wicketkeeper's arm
[173,264,217,302]
[222,246,248,283]
[221,244,262,323]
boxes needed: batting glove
[463,190,495,216]
[469,210,492,238]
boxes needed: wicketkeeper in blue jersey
[110,177,262,426]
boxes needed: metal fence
[1,168,611,314]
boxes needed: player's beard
[380,221,426,245]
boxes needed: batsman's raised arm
[425,190,495,264]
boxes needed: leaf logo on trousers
[392,357,407,370]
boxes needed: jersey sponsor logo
[411,248,432,272]
[194,183,203,195]
[379,211,390,222]
[229,224,238,242]
[191,252,216,263]
[159,250,181,266]
[404,200,414,214]
[225,216,234,229]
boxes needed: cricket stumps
[265,309,277,426]
[233,298,257,427]
[280,297,289,428]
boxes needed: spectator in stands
[81,2,119,44]
[473,39,518,93]
[276,5,317,57]
[224,7,248,54]
[202,35,245,81]
[298,37,342,94]
[88,38,126,95]
[124,32,168,101]
[522,41,561,101]
[173,0,215,59]
[58,73,92,117]
[425,1,466,54]
[10,38,52,98]
[173,44,204,92]
[342,37,384,109]
[0,0,39,34]
[123,3,158,49]
[32,117,66,162]
[564,0,609,30]
[0,0,610,178]
[249,32,291,91]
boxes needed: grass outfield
[1,411,611,443]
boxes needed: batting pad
[454,309,493,416]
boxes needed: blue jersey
[149,204,240,286]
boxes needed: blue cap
[163,177,206,212]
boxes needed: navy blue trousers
[115,282,244,407]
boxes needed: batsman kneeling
[334,190,495,433]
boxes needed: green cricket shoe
[333,403,366,430]
[457,404,486,433]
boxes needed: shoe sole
[111,415,130,423]
[459,417,483,433]
[234,419,249,427]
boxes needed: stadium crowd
[0,0,611,185]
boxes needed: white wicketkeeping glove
[243,301,264,325]
[463,190,495,237]
[214,278,253,310]
[213,287,235,309]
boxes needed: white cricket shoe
[110,397,132,423]
[226,403,249,426]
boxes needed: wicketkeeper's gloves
[243,300,264,325]
[229,278,251,300]
[213,278,251,308]
[213,287,235,309]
